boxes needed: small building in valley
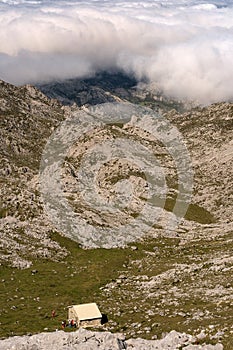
[67,303,102,328]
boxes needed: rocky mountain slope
[0,77,232,348]
[92,103,233,348]
[0,80,70,268]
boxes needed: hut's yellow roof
[71,303,102,321]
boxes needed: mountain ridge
[0,78,232,348]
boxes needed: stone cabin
[67,303,102,327]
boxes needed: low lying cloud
[0,0,233,103]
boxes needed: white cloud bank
[0,0,233,103]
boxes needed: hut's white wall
[67,303,102,328]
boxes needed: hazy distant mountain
[37,71,189,112]
[37,71,137,106]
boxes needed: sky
[0,0,233,103]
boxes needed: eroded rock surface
[0,328,223,350]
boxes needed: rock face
[0,328,223,350]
